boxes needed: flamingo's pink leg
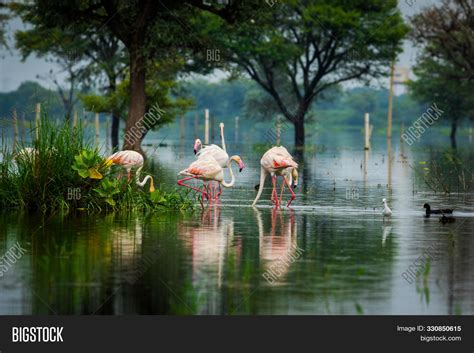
[208,182,214,202]
[216,183,222,199]
[279,175,286,205]
[178,176,209,199]
[283,176,296,207]
[271,175,279,207]
[127,170,132,182]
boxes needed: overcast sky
[0,0,439,93]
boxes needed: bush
[0,117,194,212]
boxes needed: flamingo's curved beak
[238,160,245,172]
[292,180,298,189]
[193,141,199,154]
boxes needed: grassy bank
[0,118,194,212]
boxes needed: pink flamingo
[193,123,234,199]
[106,150,155,192]
[178,154,244,202]
[252,146,299,207]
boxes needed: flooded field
[1,131,473,315]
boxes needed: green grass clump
[0,117,194,212]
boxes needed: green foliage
[0,116,194,212]
[150,188,194,210]
[71,149,105,179]
[414,148,474,193]
[0,81,66,118]
[82,59,193,131]
[409,0,474,134]
[409,57,474,124]
[201,0,409,145]
[93,178,121,206]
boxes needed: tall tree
[206,0,408,148]
[14,0,253,152]
[81,57,193,148]
[410,0,474,147]
[409,57,474,148]
[410,0,474,82]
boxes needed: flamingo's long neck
[221,158,236,188]
[220,124,227,152]
[135,166,153,188]
[252,167,267,206]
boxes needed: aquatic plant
[0,116,194,212]
[414,148,474,194]
[71,149,107,179]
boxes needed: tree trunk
[107,78,120,151]
[123,43,146,153]
[111,112,120,151]
[294,116,305,149]
[450,121,457,149]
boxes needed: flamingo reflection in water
[177,206,239,314]
[254,208,301,285]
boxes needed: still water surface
[1,132,473,314]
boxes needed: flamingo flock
[14,121,299,207]
[178,122,246,202]
[178,122,299,207]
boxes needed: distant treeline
[181,79,428,129]
[1,79,433,130]
[0,81,68,120]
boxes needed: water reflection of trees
[2,206,473,315]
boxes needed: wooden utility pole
[73,110,78,128]
[35,103,41,140]
[387,61,395,139]
[364,113,371,150]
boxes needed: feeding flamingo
[194,123,236,199]
[252,146,299,207]
[177,154,244,203]
[106,150,155,192]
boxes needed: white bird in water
[382,198,392,217]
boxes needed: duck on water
[423,203,453,217]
